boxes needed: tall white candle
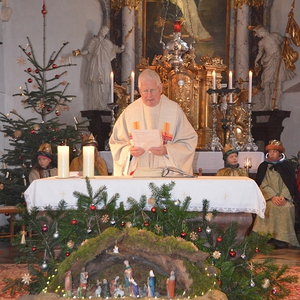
[130,71,135,103]
[83,146,94,178]
[229,71,233,103]
[57,146,69,178]
[110,72,114,103]
[248,71,252,103]
[212,70,216,103]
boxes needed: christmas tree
[0,2,86,207]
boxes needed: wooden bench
[0,206,21,243]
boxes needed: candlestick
[229,71,233,103]
[212,70,216,103]
[83,146,94,178]
[130,71,135,103]
[57,146,69,178]
[248,71,252,103]
[110,72,114,103]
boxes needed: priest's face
[139,79,162,107]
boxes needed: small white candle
[248,71,252,103]
[212,70,216,103]
[229,71,233,103]
[130,71,135,103]
[83,146,94,178]
[110,72,114,103]
[57,146,69,178]
[244,157,252,168]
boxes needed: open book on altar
[131,129,162,150]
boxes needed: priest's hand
[130,146,145,157]
[149,145,167,156]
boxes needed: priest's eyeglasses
[140,89,158,95]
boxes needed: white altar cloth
[24,176,266,218]
[100,151,264,174]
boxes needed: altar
[24,176,266,218]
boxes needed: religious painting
[144,0,230,64]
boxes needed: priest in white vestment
[109,69,198,176]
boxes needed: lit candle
[229,71,233,103]
[57,146,69,178]
[248,71,252,103]
[244,157,252,168]
[212,70,216,103]
[130,71,135,103]
[110,72,114,103]
[83,146,94,178]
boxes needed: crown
[37,143,52,154]
[82,133,98,147]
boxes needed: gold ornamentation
[234,0,264,9]
[111,0,142,11]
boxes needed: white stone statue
[252,25,295,110]
[74,26,125,111]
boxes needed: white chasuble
[109,95,198,176]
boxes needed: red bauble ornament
[5,212,9,216]
[89,204,96,211]
[174,20,181,32]
[151,207,156,213]
[31,246,37,252]
[163,208,167,213]
[27,52,31,56]
[144,221,150,226]
[27,68,32,72]
[218,280,222,286]
[55,110,60,116]
[18,156,22,160]
[197,227,202,232]
[180,231,187,238]
[30,129,35,134]
[216,236,223,243]
[42,224,48,232]
[229,249,236,257]
[27,78,32,83]
[65,251,70,257]
[71,219,77,225]
[121,221,126,227]
[49,60,53,64]
[55,74,60,79]
[255,247,259,253]
[46,107,51,112]
[35,69,39,74]
[52,64,57,68]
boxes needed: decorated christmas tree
[0,2,86,207]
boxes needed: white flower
[212,250,221,259]
[22,273,32,285]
